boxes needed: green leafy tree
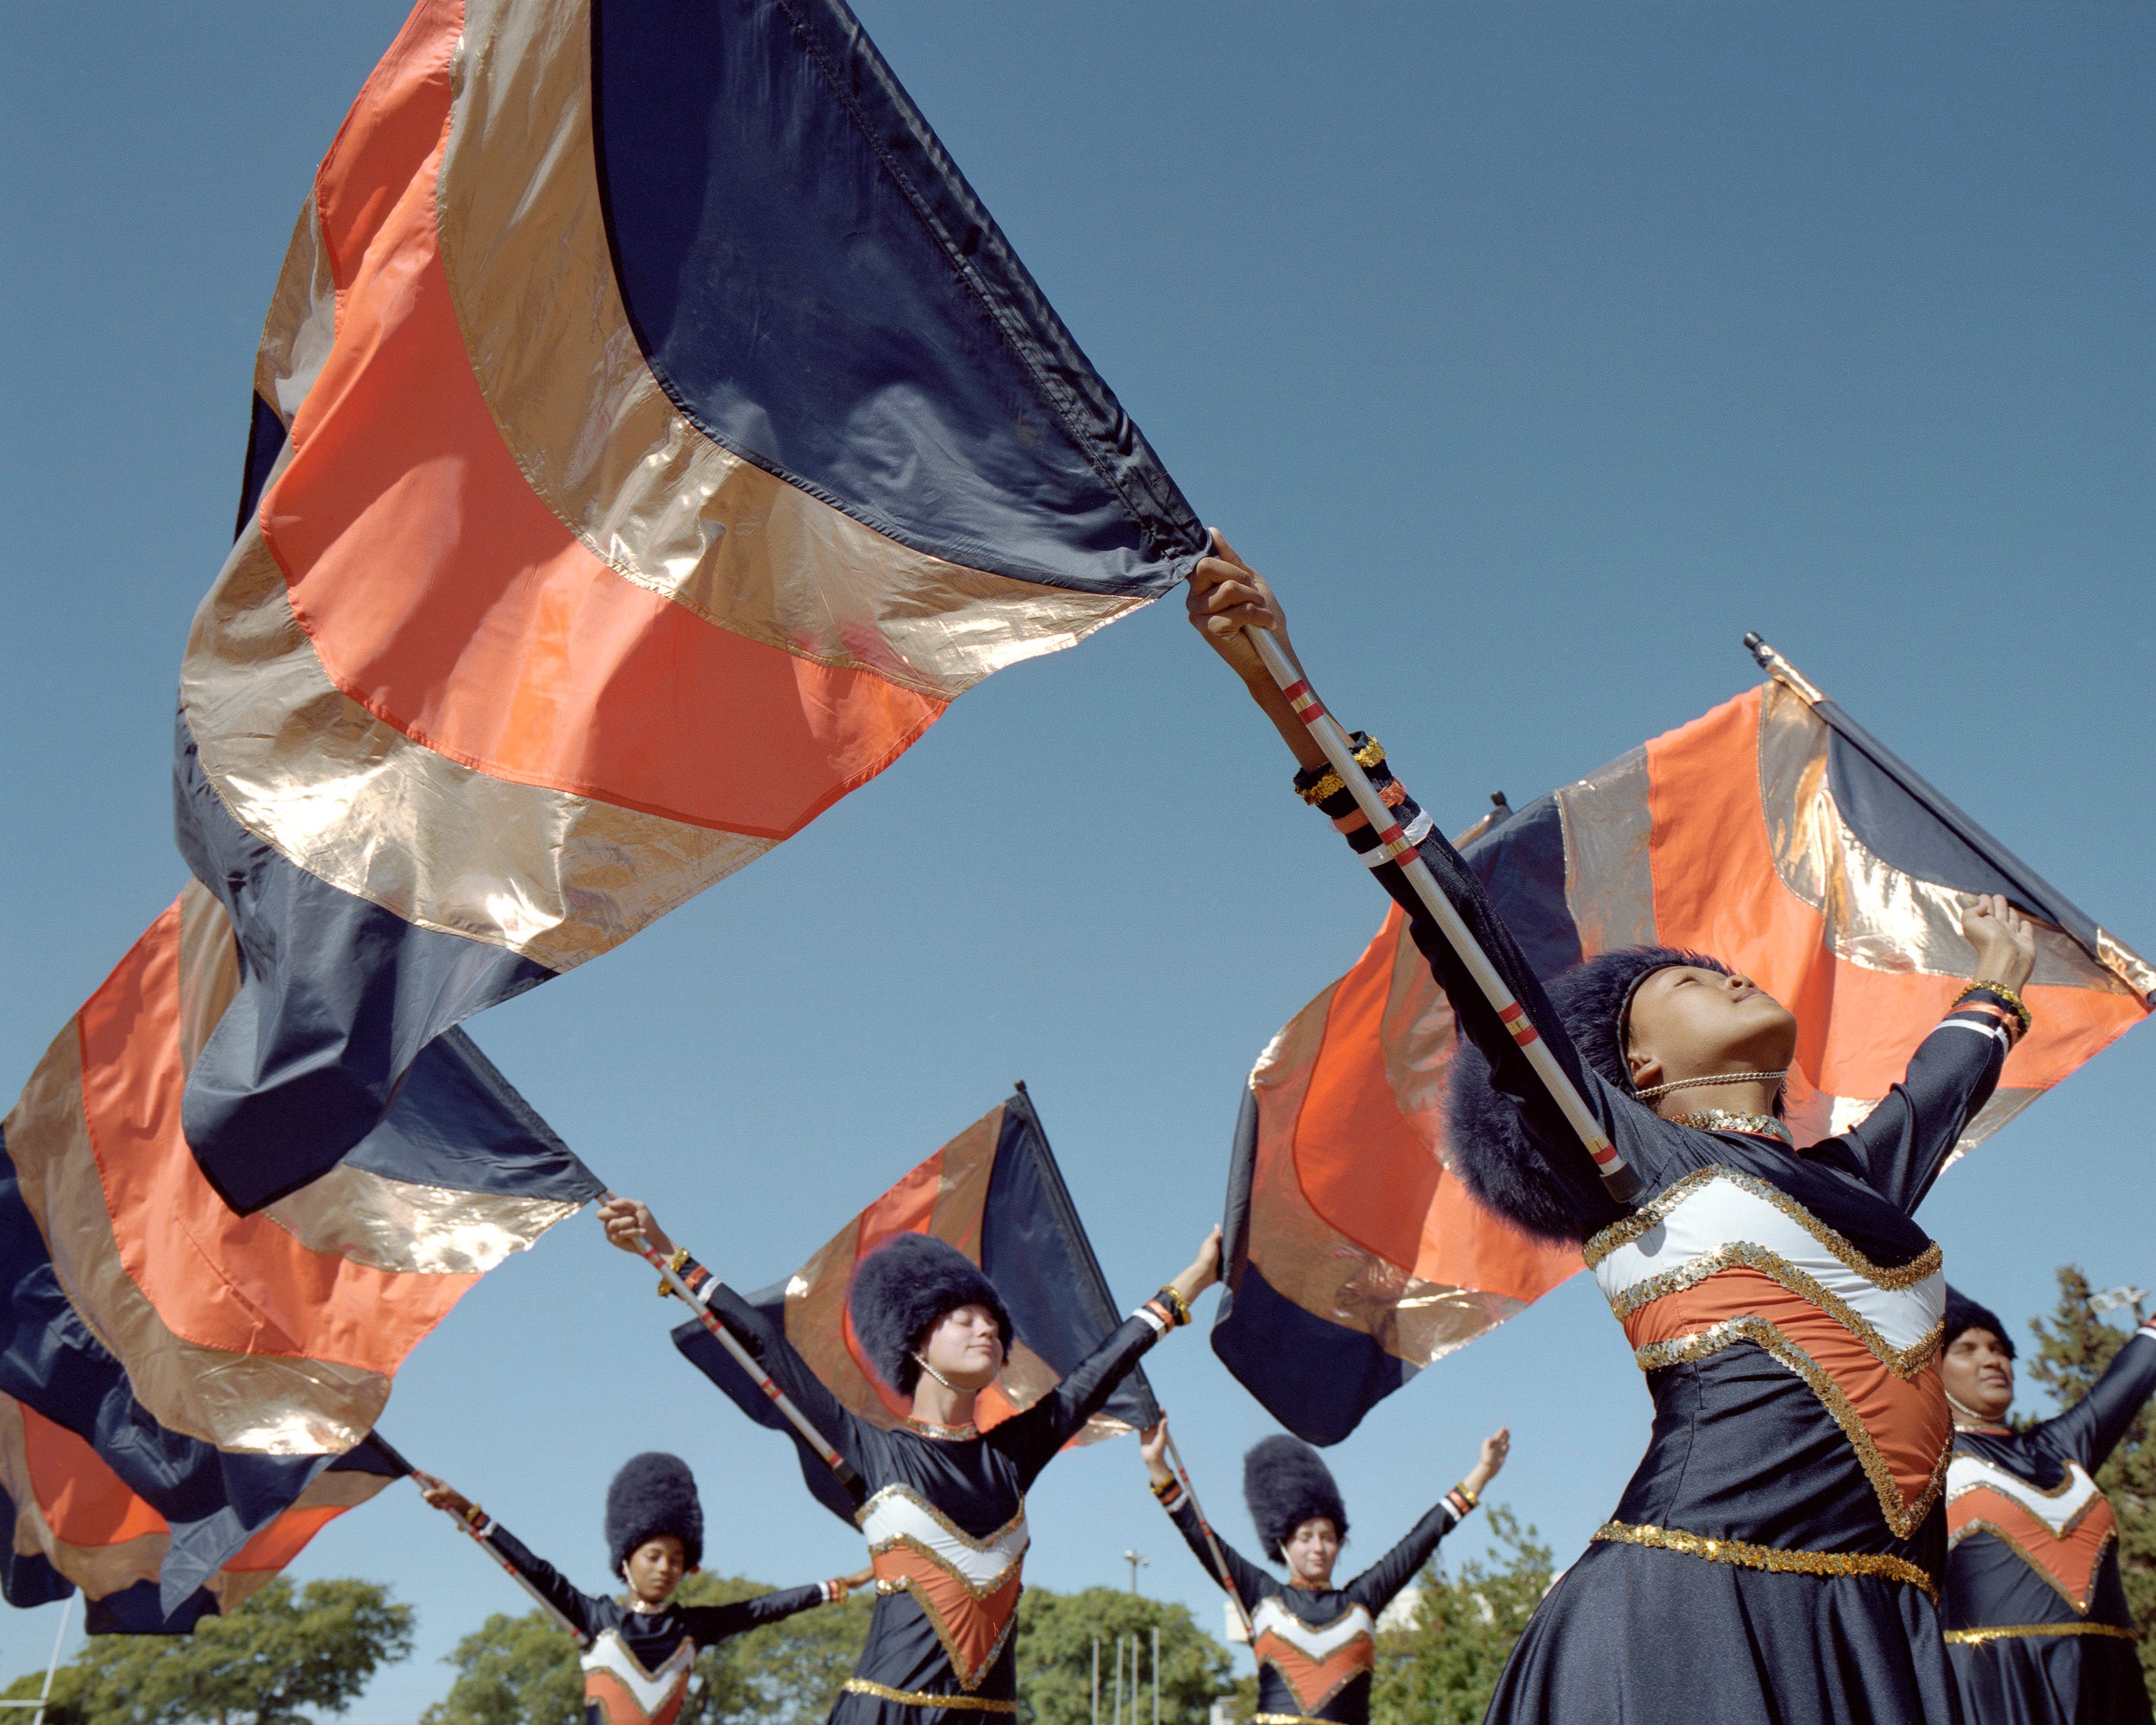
[1369,1506,1552,1725]
[2021,1265,2155,1687]
[3,1578,413,1725]
[1012,1587,1231,1725]
[422,1573,873,1725]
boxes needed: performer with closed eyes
[1139,1415,1507,1724]
[1187,536,2038,1722]
[416,1452,867,1725]
[597,1197,1220,1723]
[1939,1285,2156,1723]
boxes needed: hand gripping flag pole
[1161,1431,1253,1640]
[603,1198,862,1496]
[370,1435,583,1640]
[1244,627,1643,1204]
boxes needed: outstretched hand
[1463,1427,1510,1499]
[1139,1417,1175,1487]
[1185,530,1289,687]
[1960,893,2035,994]
[599,1196,674,1260]
[413,1471,476,1522]
[1168,1227,1225,1308]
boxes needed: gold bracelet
[1150,1474,1179,1500]
[657,1246,692,1297]
[1296,736,1386,806]
[1957,979,2031,1037]
[1155,1285,1193,1327]
[1452,1481,1478,1510]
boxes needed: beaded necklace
[905,1415,981,1442]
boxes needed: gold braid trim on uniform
[842,1678,1018,1711]
[1583,1164,1943,1292]
[1254,1714,1343,1724]
[1592,1521,1937,1600]
[1630,1314,1952,1538]
[1604,1239,1943,1377]
[1944,1622,2137,1645]
[1946,1517,2117,1615]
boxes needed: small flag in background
[182,0,1206,1202]
[1213,653,2150,1445]
[1,881,598,1608]
[678,1088,1160,1523]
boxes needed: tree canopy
[3,1578,412,1725]
[1369,1505,1553,1725]
[1012,1587,1232,1725]
[2021,1264,2154,1688]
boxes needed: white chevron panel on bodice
[581,1631,696,1716]
[1250,1596,1374,1660]
[859,1485,1029,1588]
[1949,1455,2103,1538]
[1589,1170,1942,1357]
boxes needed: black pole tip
[1013,1078,1028,1094]
[1741,631,1764,650]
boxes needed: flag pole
[1161,1432,1253,1640]
[375,1436,585,1641]
[604,1198,862,1494]
[1244,625,1641,1202]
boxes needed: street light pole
[1122,1549,1150,1594]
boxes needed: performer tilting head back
[1187,537,2037,1723]
[1939,1285,2156,1723]
[1139,1415,1507,1724]
[416,1453,866,1725]
[596,1198,1220,1724]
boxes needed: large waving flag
[677,1087,1161,1523]
[183,0,1205,1207]
[0,1152,408,1628]
[1213,646,2150,1444]
[1,879,598,1613]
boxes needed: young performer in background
[598,1197,1219,1723]
[1139,1415,1507,1724]
[1187,536,2035,1723]
[1940,1285,2156,1723]
[417,1452,867,1725]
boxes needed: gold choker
[1672,1110,1794,1146]
[905,1416,980,1441]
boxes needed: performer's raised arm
[417,1470,599,1639]
[1833,895,2033,1214]
[1138,1416,1273,1608]
[2040,1308,2156,1472]
[971,1227,1218,1487]
[1344,1427,1509,1613]
[598,1195,864,1467]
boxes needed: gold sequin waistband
[1592,1521,1938,1600]
[842,1678,1018,1713]
[1944,1622,2137,1646]
[1253,1714,1342,1724]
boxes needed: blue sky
[3,3,2152,1717]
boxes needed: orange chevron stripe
[1255,1628,1373,1714]
[873,1546,1023,1690]
[1950,1488,2116,1615]
[583,1671,686,1725]
[1620,1269,1949,1520]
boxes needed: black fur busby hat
[605,1452,704,1576]
[1445,946,1730,1247]
[848,1233,1013,1396]
[1244,1435,1349,1563]
[1944,1287,2015,1360]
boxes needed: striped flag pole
[1162,1431,1253,1640]
[373,1437,585,1640]
[1246,626,1641,1202]
[606,1202,862,1494]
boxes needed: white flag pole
[1244,625,1640,1201]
